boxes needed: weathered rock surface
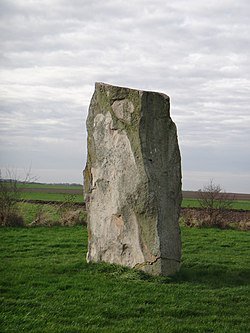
[84,82,182,276]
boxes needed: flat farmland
[182,191,250,201]
[20,186,250,200]
[182,191,250,211]
[19,185,84,203]
[19,185,250,210]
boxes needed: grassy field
[1,226,249,333]
[181,198,250,210]
[15,183,250,210]
[18,183,83,190]
[19,193,250,210]
[20,192,84,203]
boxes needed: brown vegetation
[180,208,250,230]
[180,180,249,230]
[0,171,24,227]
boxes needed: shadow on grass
[167,264,250,288]
[84,261,250,288]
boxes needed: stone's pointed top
[95,82,170,101]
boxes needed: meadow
[1,184,250,331]
[1,226,250,333]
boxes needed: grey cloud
[0,0,249,190]
[182,145,250,174]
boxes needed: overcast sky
[0,0,249,192]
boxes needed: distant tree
[198,180,234,228]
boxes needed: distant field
[19,194,250,210]
[18,183,83,190]
[182,198,250,211]
[19,185,250,198]
[11,183,250,210]
[20,192,84,204]
[182,191,250,201]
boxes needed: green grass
[19,193,250,210]
[182,198,201,208]
[1,226,249,332]
[182,198,250,210]
[20,192,84,203]
[18,183,83,190]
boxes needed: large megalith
[84,82,182,276]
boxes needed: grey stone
[84,82,182,276]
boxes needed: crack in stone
[134,256,181,269]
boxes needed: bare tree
[0,168,36,226]
[198,180,234,228]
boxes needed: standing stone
[84,82,182,276]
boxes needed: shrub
[0,168,36,227]
[57,194,87,226]
[238,221,250,231]
[197,180,234,228]
[179,210,202,228]
[0,211,24,227]
[60,209,87,226]
[0,171,22,227]
[180,208,250,231]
